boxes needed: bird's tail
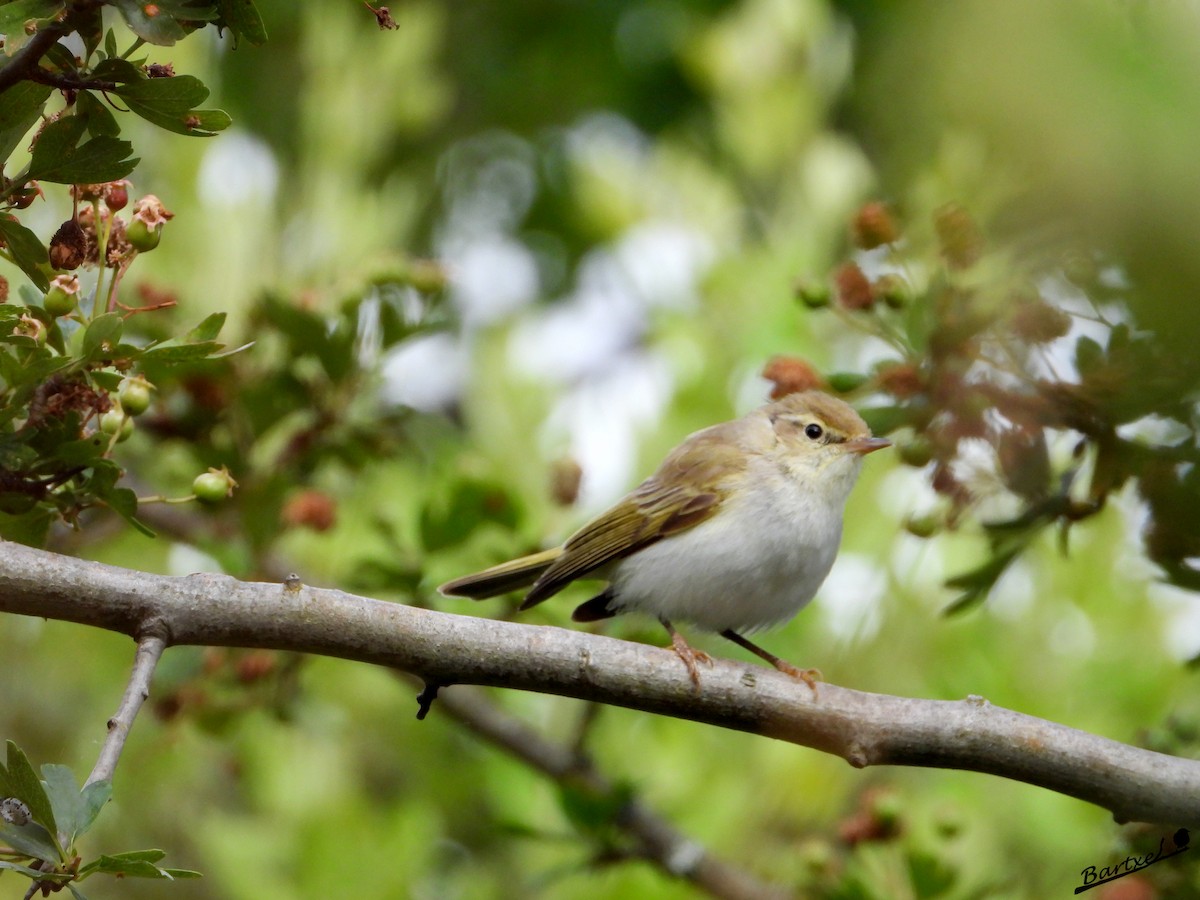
[438,547,563,600]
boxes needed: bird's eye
[804,423,824,441]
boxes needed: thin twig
[26,69,118,92]
[429,682,792,900]
[84,626,167,788]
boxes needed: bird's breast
[609,469,844,633]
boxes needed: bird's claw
[669,632,713,688]
[774,661,822,697]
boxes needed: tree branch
[84,626,166,788]
[0,542,1196,827]
[0,22,69,95]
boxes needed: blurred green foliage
[2,0,1200,898]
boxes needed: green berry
[100,408,133,442]
[904,513,940,538]
[119,377,152,416]
[897,437,934,467]
[43,286,75,316]
[876,274,910,310]
[826,372,869,394]
[43,274,79,317]
[793,277,831,309]
[126,217,162,252]
[193,468,236,504]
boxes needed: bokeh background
[3,0,1200,896]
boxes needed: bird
[439,390,890,689]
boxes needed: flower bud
[875,362,923,398]
[851,201,899,250]
[549,457,583,506]
[834,261,874,310]
[1011,299,1071,345]
[104,180,130,211]
[280,489,337,531]
[762,355,822,399]
[934,203,983,270]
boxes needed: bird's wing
[520,425,747,609]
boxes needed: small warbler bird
[439,391,890,688]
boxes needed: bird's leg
[660,618,711,688]
[720,630,821,697]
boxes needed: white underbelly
[608,479,842,633]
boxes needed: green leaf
[72,780,111,841]
[184,312,226,342]
[907,849,957,896]
[1074,335,1104,376]
[82,313,123,359]
[0,0,64,41]
[556,779,635,837]
[115,72,210,111]
[135,313,228,364]
[0,216,49,290]
[0,80,51,163]
[162,868,203,879]
[111,0,188,45]
[942,545,1023,616]
[0,859,53,878]
[43,41,78,74]
[80,849,198,880]
[94,848,166,864]
[77,5,104,59]
[207,339,254,359]
[76,91,120,139]
[41,764,83,841]
[102,487,155,538]
[217,0,267,46]
[0,821,60,862]
[419,479,520,552]
[89,368,124,392]
[3,742,57,836]
[27,117,137,184]
[111,73,231,136]
[137,341,222,364]
[49,437,106,467]
[0,506,53,545]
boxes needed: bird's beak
[845,436,892,455]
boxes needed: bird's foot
[719,630,821,698]
[772,660,822,698]
[662,620,712,688]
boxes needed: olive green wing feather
[520,425,746,609]
[439,547,563,600]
